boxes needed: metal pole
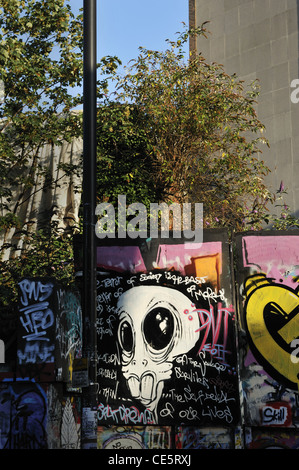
[82,0,97,448]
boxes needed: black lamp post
[82,0,98,447]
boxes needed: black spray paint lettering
[262,405,288,425]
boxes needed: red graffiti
[186,303,235,363]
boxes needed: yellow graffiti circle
[245,275,299,386]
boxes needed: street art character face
[117,286,199,414]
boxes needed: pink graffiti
[184,303,235,364]
[242,236,299,288]
[97,246,146,272]
[155,243,222,275]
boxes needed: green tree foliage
[0,222,75,306]
[96,102,165,212]
[0,0,83,230]
[0,1,120,307]
[109,26,274,231]
[0,0,84,307]
[270,182,299,230]
[0,15,291,309]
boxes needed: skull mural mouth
[117,285,200,421]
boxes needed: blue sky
[98,0,189,67]
[70,1,189,103]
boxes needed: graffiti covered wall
[16,278,82,383]
[235,231,299,449]
[95,230,241,449]
[0,382,81,449]
[0,279,82,448]
[2,230,299,448]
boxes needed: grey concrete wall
[192,0,299,217]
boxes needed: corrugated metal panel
[0,137,83,260]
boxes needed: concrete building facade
[189,0,299,217]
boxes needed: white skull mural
[117,285,200,421]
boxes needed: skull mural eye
[143,307,174,350]
[119,320,134,352]
[118,317,135,365]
